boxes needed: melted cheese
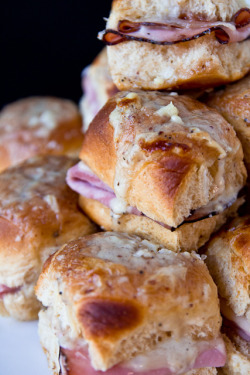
[122,336,225,373]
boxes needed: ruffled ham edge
[100,8,250,46]
[0,284,21,299]
[220,298,250,342]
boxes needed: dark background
[1,1,112,109]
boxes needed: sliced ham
[59,336,226,375]
[220,298,250,342]
[0,284,21,299]
[66,162,116,207]
[100,8,250,46]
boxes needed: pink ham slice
[60,339,226,375]
[0,284,21,299]
[101,8,250,46]
[66,162,142,216]
[220,298,250,342]
[60,348,172,375]
[66,162,116,207]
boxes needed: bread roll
[0,96,83,172]
[0,155,97,320]
[204,75,250,175]
[67,91,246,251]
[36,232,225,374]
[205,215,250,374]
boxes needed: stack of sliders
[66,0,249,374]
[0,0,249,374]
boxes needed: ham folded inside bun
[35,232,226,375]
[205,215,250,374]
[67,91,246,252]
[100,0,250,90]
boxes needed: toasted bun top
[204,75,250,174]
[36,231,221,370]
[0,97,83,171]
[80,91,246,227]
[205,215,250,317]
[205,75,250,126]
[107,0,250,27]
[0,155,96,274]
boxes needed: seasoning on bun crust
[36,232,225,375]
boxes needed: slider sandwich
[67,91,247,252]
[36,231,226,375]
[0,96,83,172]
[99,0,250,90]
[80,48,118,132]
[205,215,250,374]
[0,155,96,320]
[204,74,250,175]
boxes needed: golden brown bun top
[203,75,250,176]
[80,91,246,227]
[36,232,221,366]
[205,215,250,317]
[222,216,250,273]
[0,155,96,261]
[205,75,250,124]
[108,0,248,27]
[0,96,83,172]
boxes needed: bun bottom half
[0,287,41,321]
[78,196,243,252]
[107,37,250,91]
[218,334,250,375]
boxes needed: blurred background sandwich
[0,155,96,320]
